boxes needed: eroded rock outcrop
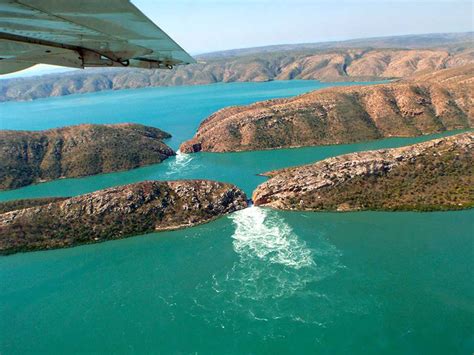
[180,65,473,153]
[253,132,473,212]
[0,180,248,254]
[0,123,175,190]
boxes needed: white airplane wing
[0,0,195,74]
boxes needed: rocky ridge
[180,65,473,153]
[0,180,248,254]
[252,132,474,211]
[0,123,175,190]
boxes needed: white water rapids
[191,206,344,331]
[230,206,314,269]
[165,150,196,176]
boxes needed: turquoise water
[0,80,380,150]
[0,81,473,354]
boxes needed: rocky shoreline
[253,132,473,212]
[0,180,248,255]
[2,132,472,255]
[2,64,473,255]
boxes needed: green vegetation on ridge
[0,123,175,191]
[253,132,474,212]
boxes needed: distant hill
[0,32,472,102]
[198,32,474,59]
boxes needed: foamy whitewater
[230,206,314,269]
[191,207,344,331]
[165,150,196,176]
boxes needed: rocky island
[180,65,473,153]
[253,132,473,212]
[0,180,247,254]
[0,123,175,190]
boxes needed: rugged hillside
[0,123,175,190]
[253,132,473,212]
[0,180,248,254]
[180,65,474,153]
[0,197,68,214]
[1,45,472,102]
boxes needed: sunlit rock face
[253,132,474,212]
[180,65,473,153]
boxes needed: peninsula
[0,180,248,254]
[0,123,175,190]
[180,65,473,153]
[253,132,473,212]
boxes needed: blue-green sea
[0,81,473,354]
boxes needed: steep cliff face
[252,133,473,212]
[0,123,175,190]
[0,180,248,254]
[180,65,473,153]
[0,46,472,102]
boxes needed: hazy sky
[137,0,473,54]
[2,0,472,78]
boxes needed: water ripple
[165,150,197,176]
[230,206,314,269]
[191,207,344,332]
